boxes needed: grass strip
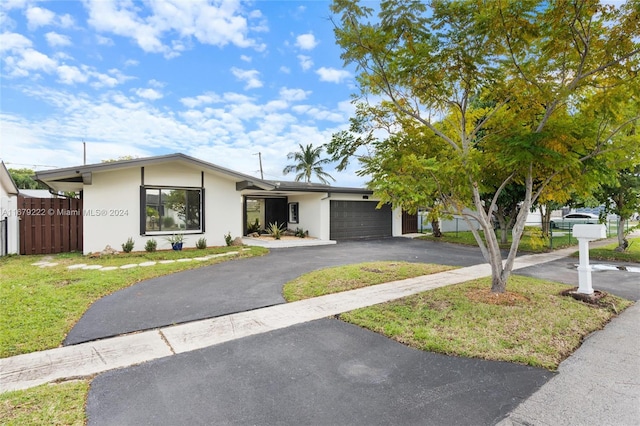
[418,230,576,252]
[588,237,640,263]
[340,275,632,370]
[0,381,88,425]
[0,246,268,358]
[283,261,456,302]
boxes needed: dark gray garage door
[330,201,392,240]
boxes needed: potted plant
[166,234,185,250]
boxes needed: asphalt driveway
[65,238,487,345]
[80,238,638,425]
[86,318,554,426]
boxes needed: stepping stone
[139,261,157,267]
[40,263,58,268]
[100,266,118,271]
[177,258,192,262]
[158,260,176,264]
[120,264,138,269]
[32,261,50,266]
[67,264,88,270]
[82,265,104,270]
[192,257,209,261]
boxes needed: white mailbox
[573,224,607,240]
[573,224,606,295]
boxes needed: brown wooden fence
[402,210,418,234]
[18,196,83,255]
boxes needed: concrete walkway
[1,241,638,425]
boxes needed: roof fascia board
[34,153,265,184]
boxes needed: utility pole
[254,152,264,179]
[83,141,86,165]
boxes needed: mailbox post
[572,224,607,295]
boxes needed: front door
[265,198,288,229]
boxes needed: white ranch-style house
[35,154,410,254]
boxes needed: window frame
[140,185,205,235]
[288,202,299,224]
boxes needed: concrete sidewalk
[1,242,638,425]
[498,302,640,426]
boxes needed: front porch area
[242,237,337,248]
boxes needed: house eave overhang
[236,180,276,191]
[0,161,19,195]
[35,153,270,192]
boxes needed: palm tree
[283,144,335,184]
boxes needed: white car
[550,213,600,230]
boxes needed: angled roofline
[34,152,373,195]
[34,153,262,183]
[0,161,19,195]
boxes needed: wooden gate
[19,196,83,254]
[402,210,418,234]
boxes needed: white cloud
[240,54,252,62]
[297,54,313,71]
[148,79,165,88]
[279,87,309,102]
[2,85,366,186]
[57,65,88,84]
[58,14,75,28]
[231,67,263,90]
[96,35,114,46]
[85,0,168,55]
[45,32,72,48]
[316,67,350,83]
[280,66,291,74]
[180,92,222,108]
[295,33,318,50]
[91,68,133,89]
[135,88,163,100]
[17,49,57,72]
[0,32,32,52]
[25,6,55,30]
[84,0,268,58]
[291,105,345,122]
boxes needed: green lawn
[0,246,268,358]
[419,228,577,252]
[283,262,632,370]
[420,227,640,257]
[341,276,630,370]
[2,257,633,424]
[587,237,640,263]
[283,261,457,302]
[0,381,88,426]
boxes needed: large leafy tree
[8,168,46,190]
[596,165,640,249]
[328,0,640,293]
[283,143,335,184]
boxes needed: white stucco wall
[82,163,243,254]
[0,192,19,254]
[83,168,140,254]
[286,193,324,238]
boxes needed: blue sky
[0,0,366,186]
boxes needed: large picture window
[142,187,202,234]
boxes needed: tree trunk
[491,272,508,293]
[540,206,552,237]
[431,219,442,237]
[618,217,626,248]
[500,225,508,245]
